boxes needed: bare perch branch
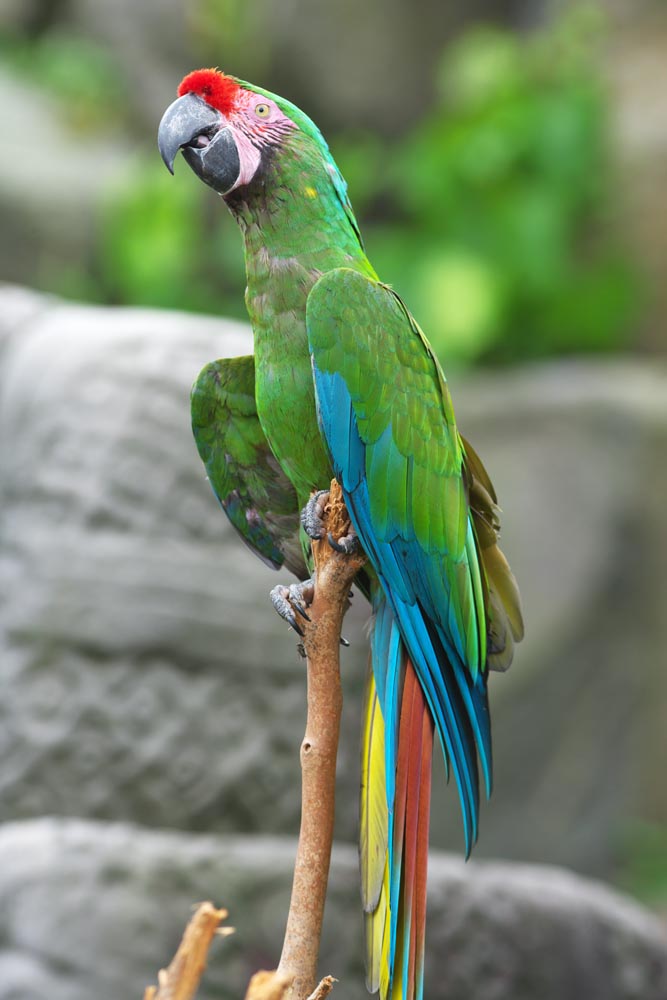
[277,479,366,1000]
[145,483,361,1000]
[143,902,232,1000]
[243,972,335,1000]
[243,969,292,1000]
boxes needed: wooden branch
[243,972,335,1000]
[243,969,292,1000]
[143,902,233,1000]
[144,481,362,1000]
[144,908,336,1000]
[276,479,366,1000]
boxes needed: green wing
[307,268,524,997]
[191,354,307,579]
[307,268,522,677]
[307,268,487,674]
[461,436,524,671]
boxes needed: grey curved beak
[157,93,224,174]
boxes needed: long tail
[361,598,435,1000]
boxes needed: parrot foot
[300,489,330,540]
[327,526,359,555]
[270,579,315,638]
[302,489,360,555]
[270,577,352,650]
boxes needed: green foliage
[618,823,667,906]
[336,9,641,364]
[99,159,246,317]
[0,31,126,130]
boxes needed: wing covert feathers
[308,269,494,836]
[190,354,307,578]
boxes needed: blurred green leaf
[100,158,245,317]
[618,823,667,906]
[436,26,524,109]
[414,249,506,362]
[360,7,641,364]
[0,31,127,130]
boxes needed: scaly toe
[301,489,330,540]
[270,578,316,637]
[270,584,304,637]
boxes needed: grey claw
[289,615,305,637]
[270,585,304,636]
[340,636,350,647]
[301,489,330,540]
[327,531,359,555]
[293,602,311,622]
[327,531,344,552]
[270,579,315,638]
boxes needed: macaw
[158,69,523,1000]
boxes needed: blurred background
[0,0,666,998]
[2,0,667,362]
[3,0,667,360]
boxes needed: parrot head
[158,68,361,243]
[158,68,315,196]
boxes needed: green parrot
[158,68,523,1000]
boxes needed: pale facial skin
[158,84,296,196]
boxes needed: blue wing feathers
[370,593,402,826]
[312,358,490,855]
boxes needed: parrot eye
[254,103,271,119]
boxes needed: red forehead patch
[177,68,240,115]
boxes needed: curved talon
[327,530,359,555]
[340,636,350,647]
[270,579,315,638]
[327,531,345,553]
[293,602,311,622]
[301,489,331,540]
[271,586,305,637]
[289,616,305,637]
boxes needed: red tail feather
[414,701,433,991]
[393,660,435,1000]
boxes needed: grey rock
[0,818,664,1000]
[0,286,666,880]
